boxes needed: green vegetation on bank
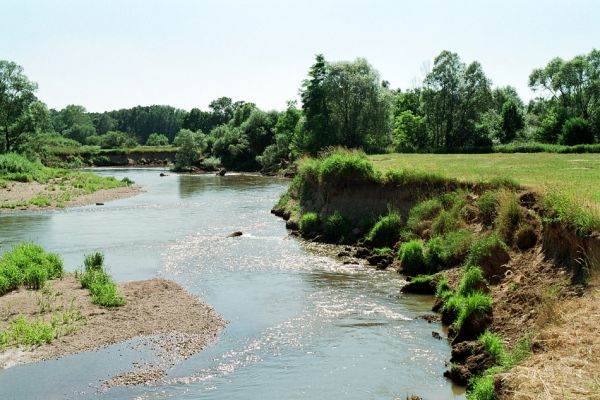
[0,243,63,295]
[76,252,125,307]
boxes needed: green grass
[299,212,320,235]
[369,153,600,205]
[465,233,509,268]
[458,267,486,297]
[467,374,495,400]
[0,243,63,295]
[365,212,403,247]
[323,211,351,242]
[495,190,522,243]
[425,229,474,270]
[435,275,451,298]
[477,190,500,226]
[399,240,426,275]
[454,292,493,330]
[77,252,125,307]
[407,198,443,232]
[479,330,505,362]
[372,247,392,256]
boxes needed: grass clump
[78,252,125,307]
[477,191,499,226]
[426,229,474,270]
[406,198,443,232]
[373,247,392,256]
[495,190,522,243]
[431,208,464,236]
[458,267,486,297]
[479,330,505,362]
[299,212,321,235]
[0,243,63,295]
[454,292,493,330]
[366,212,402,247]
[467,374,495,400]
[323,211,351,242]
[299,149,377,185]
[435,275,451,298]
[543,191,600,235]
[399,240,426,275]
[465,233,508,268]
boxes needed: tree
[499,99,524,143]
[299,55,393,153]
[392,110,427,152]
[173,129,207,170]
[53,104,97,143]
[146,132,169,146]
[257,101,302,171]
[96,131,138,148]
[421,51,493,148]
[0,60,39,152]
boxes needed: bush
[146,133,170,146]
[366,213,402,247]
[559,117,594,145]
[299,212,320,235]
[84,252,104,270]
[458,267,486,297]
[454,292,493,330]
[23,266,49,290]
[0,243,63,295]
[89,281,126,307]
[495,190,522,243]
[307,149,377,185]
[173,129,207,170]
[477,191,499,226]
[323,211,351,242]
[407,198,443,232]
[399,240,426,275]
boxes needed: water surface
[0,168,464,399]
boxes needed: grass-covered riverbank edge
[273,149,600,400]
[0,153,141,212]
[0,245,226,386]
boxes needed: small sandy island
[0,180,142,212]
[0,276,226,386]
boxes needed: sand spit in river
[0,276,226,385]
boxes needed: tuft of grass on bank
[0,243,63,295]
[77,252,125,307]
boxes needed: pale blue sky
[2,0,599,112]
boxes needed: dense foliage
[1,48,598,170]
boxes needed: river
[0,168,464,399]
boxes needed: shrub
[323,211,351,241]
[495,190,522,243]
[458,267,486,297]
[89,281,126,307]
[454,292,493,330]
[466,233,508,268]
[366,213,402,247]
[0,243,63,295]
[477,191,499,226]
[84,252,104,271]
[306,149,377,185]
[407,198,443,232]
[146,132,170,146]
[23,266,49,290]
[399,240,426,275]
[299,212,320,235]
[559,117,594,145]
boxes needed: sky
[2,0,599,112]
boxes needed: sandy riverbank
[0,276,226,384]
[0,180,142,212]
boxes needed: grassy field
[370,153,600,206]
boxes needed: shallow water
[0,168,464,399]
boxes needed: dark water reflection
[0,168,464,399]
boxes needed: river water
[0,168,464,400]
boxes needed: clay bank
[272,149,600,400]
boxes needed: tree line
[1,49,599,171]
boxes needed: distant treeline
[1,49,599,171]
